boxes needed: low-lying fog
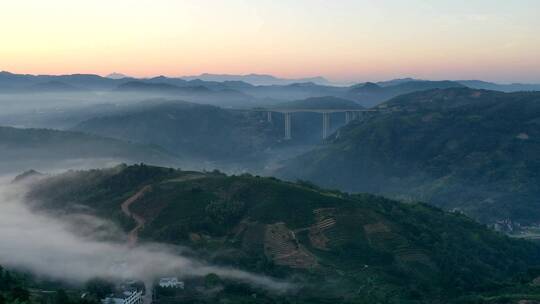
[0,158,129,176]
[0,92,170,129]
[0,176,292,292]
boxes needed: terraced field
[264,222,318,269]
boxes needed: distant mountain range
[115,81,212,94]
[373,77,540,92]
[106,72,130,79]
[1,71,539,108]
[278,87,540,225]
[26,80,86,92]
[179,73,333,86]
[114,81,252,105]
[347,80,466,107]
[458,80,540,92]
[0,71,129,90]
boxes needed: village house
[158,277,184,289]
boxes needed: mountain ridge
[277,87,540,225]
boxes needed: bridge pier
[345,111,351,124]
[322,112,330,139]
[250,108,377,142]
[284,112,292,140]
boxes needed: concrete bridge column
[284,112,292,140]
[322,112,330,139]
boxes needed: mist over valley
[2,1,540,302]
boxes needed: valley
[1,73,540,304]
[3,2,540,303]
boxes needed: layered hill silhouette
[71,99,365,167]
[72,101,282,163]
[179,73,332,86]
[347,80,465,107]
[3,71,538,108]
[26,81,86,92]
[272,96,364,109]
[278,88,540,225]
[0,126,181,173]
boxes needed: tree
[0,270,13,291]
[204,273,222,288]
[55,289,69,304]
[205,200,246,226]
[11,287,29,303]
[85,278,114,300]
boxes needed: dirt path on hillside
[121,185,152,246]
[120,174,206,247]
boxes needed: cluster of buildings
[158,277,184,289]
[102,289,143,304]
[100,277,184,304]
[492,218,520,233]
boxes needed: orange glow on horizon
[1,0,539,83]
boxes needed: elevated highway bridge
[249,108,379,140]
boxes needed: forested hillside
[23,164,540,303]
[278,88,540,225]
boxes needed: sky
[1,0,539,83]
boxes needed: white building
[102,290,143,304]
[158,277,184,289]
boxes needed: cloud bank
[0,178,291,292]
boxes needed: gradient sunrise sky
[1,0,539,83]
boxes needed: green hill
[346,80,465,107]
[72,101,282,163]
[0,126,181,173]
[25,164,540,303]
[278,88,540,225]
[0,265,98,304]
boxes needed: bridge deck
[250,108,377,113]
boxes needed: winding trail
[120,174,206,247]
[121,185,152,246]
